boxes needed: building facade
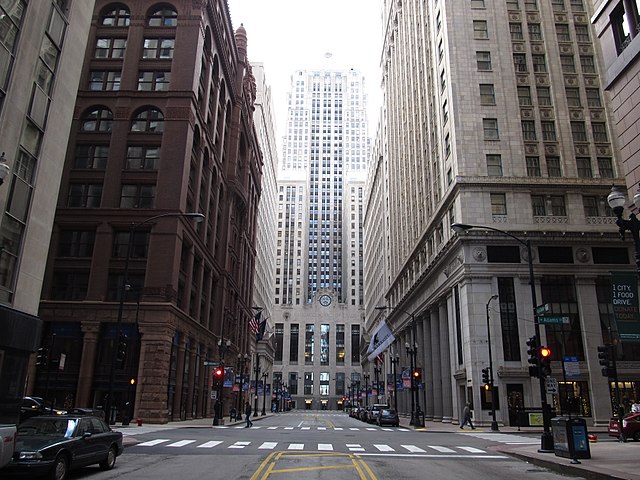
[592,0,640,191]
[364,0,635,428]
[272,69,368,410]
[0,0,95,424]
[36,0,263,424]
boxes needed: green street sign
[538,315,570,325]
[203,361,218,366]
[535,303,550,315]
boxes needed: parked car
[376,408,400,427]
[359,407,370,422]
[4,414,123,480]
[608,413,640,441]
[349,407,360,419]
[368,404,390,424]
[20,397,66,423]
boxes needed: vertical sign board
[611,272,640,341]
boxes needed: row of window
[100,6,177,28]
[485,153,613,178]
[489,192,612,218]
[477,117,609,144]
[90,69,171,91]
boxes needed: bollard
[136,417,143,426]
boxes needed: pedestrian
[460,402,475,429]
[244,401,253,428]
[230,406,237,421]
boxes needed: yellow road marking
[249,451,377,480]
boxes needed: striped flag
[249,311,261,336]
[376,352,385,365]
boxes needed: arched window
[148,6,178,27]
[131,107,164,133]
[81,107,113,132]
[101,5,130,26]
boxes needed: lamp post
[105,212,204,425]
[374,363,382,402]
[237,353,249,418]
[390,352,400,412]
[261,371,268,415]
[452,222,553,452]
[363,373,370,408]
[486,294,500,432]
[253,353,260,417]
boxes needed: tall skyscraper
[272,69,368,410]
[365,0,631,428]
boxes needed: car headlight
[19,451,43,460]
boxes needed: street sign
[564,356,580,377]
[203,361,218,366]
[536,303,550,315]
[210,390,217,400]
[545,377,558,394]
[538,315,570,325]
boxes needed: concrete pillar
[185,340,196,419]
[440,300,453,423]
[172,335,186,421]
[421,314,434,421]
[431,309,443,421]
[76,322,101,407]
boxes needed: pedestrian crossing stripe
[209,425,411,432]
[133,440,492,454]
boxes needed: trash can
[551,416,591,460]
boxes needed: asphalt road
[61,412,587,480]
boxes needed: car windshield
[382,409,396,415]
[18,418,77,438]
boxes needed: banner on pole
[367,320,395,361]
[611,271,640,341]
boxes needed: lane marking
[366,428,377,431]
[347,443,365,452]
[229,441,251,449]
[288,443,305,450]
[428,445,456,453]
[318,443,333,451]
[458,446,486,453]
[197,440,223,448]
[357,453,507,459]
[402,445,426,453]
[167,440,196,447]
[267,426,278,430]
[284,427,294,430]
[317,427,327,430]
[259,442,278,449]
[334,427,343,430]
[301,427,311,430]
[349,428,360,431]
[136,439,170,447]
[374,444,395,452]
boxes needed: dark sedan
[376,408,400,427]
[3,415,123,480]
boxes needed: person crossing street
[244,401,253,428]
[460,402,475,429]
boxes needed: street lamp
[390,352,400,412]
[363,373,370,408]
[105,212,204,425]
[608,186,640,274]
[237,353,249,418]
[374,363,382,402]
[261,371,268,415]
[486,294,499,432]
[451,222,553,452]
[375,305,423,428]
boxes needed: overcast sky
[226,0,383,141]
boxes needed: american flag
[249,311,261,335]
[376,352,385,365]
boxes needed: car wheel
[49,454,68,480]
[100,445,118,470]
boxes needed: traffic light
[539,346,552,377]
[35,347,48,368]
[598,344,616,378]
[213,365,224,387]
[526,336,539,377]
[412,368,422,384]
[481,367,490,385]
[115,334,127,369]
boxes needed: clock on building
[319,294,332,307]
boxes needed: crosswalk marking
[301,427,311,430]
[317,427,327,430]
[198,441,223,448]
[349,427,360,431]
[288,443,305,450]
[284,427,294,430]
[374,444,395,452]
[347,443,365,452]
[267,426,277,430]
[137,439,170,446]
[366,428,377,431]
[462,432,538,445]
[229,441,250,449]
[402,445,426,453]
[334,427,343,431]
[318,443,333,451]
[428,445,456,453]
[259,442,278,450]
[458,446,486,454]
[382,428,393,431]
[167,440,196,447]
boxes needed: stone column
[136,322,175,423]
[431,309,443,421]
[440,300,453,423]
[422,313,434,421]
[172,334,186,422]
[185,341,196,419]
[76,322,101,408]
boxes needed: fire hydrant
[136,417,143,426]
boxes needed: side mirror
[82,432,92,439]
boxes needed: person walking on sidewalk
[244,401,253,428]
[460,403,475,429]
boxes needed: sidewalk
[115,411,639,479]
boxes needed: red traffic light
[412,370,420,378]
[540,346,551,358]
[214,367,223,377]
